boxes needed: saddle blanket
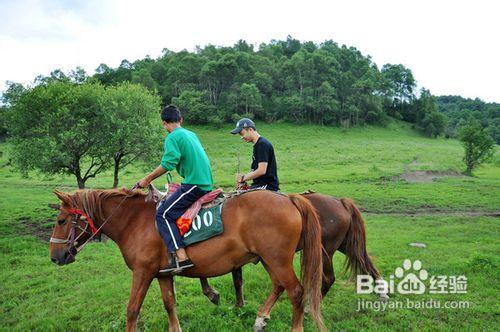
[182,203,224,246]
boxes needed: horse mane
[62,188,146,222]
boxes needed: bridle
[49,208,98,251]
[50,194,130,255]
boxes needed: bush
[458,118,495,175]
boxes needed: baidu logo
[357,259,467,295]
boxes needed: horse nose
[51,257,59,264]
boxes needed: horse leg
[158,277,181,332]
[254,264,284,331]
[273,266,304,332]
[321,251,335,298]
[126,269,154,332]
[199,278,220,305]
[232,267,245,307]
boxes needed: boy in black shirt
[230,118,280,191]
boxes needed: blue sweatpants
[156,184,207,252]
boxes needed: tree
[0,106,7,141]
[172,89,215,124]
[458,118,495,175]
[200,54,238,106]
[415,89,447,137]
[239,83,262,115]
[1,82,27,141]
[104,83,162,188]
[2,81,27,106]
[314,81,339,125]
[421,111,447,137]
[381,64,416,118]
[131,68,157,92]
[6,81,112,188]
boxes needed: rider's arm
[139,136,179,188]
[138,165,166,188]
[240,162,268,182]
[160,136,181,171]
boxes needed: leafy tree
[94,63,116,85]
[239,83,262,115]
[6,81,112,188]
[381,64,416,118]
[69,67,88,83]
[104,83,162,187]
[2,81,27,106]
[200,54,238,106]
[314,81,339,125]
[458,118,495,175]
[131,68,157,92]
[414,89,447,137]
[1,82,27,141]
[421,111,447,137]
[0,106,7,141]
[171,89,215,124]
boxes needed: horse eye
[58,219,67,225]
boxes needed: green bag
[183,204,224,246]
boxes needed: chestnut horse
[199,192,386,315]
[49,189,326,332]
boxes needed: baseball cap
[230,118,256,134]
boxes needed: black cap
[230,118,256,134]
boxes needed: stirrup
[159,254,194,273]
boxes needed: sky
[1,0,499,102]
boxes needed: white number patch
[184,210,216,238]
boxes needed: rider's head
[161,105,183,132]
[230,118,258,143]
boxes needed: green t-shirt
[160,127,213,191]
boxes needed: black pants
[155,184,208,252]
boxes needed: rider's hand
[137,178,150,189]
[236,173,245,184]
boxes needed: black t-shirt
[251,136,279,191]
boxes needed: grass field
[0,120,499,331]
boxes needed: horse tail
[289,194,325,332]
[340,198,380,281]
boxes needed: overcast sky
[1,0,499,102]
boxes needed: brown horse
[49,188,326,332]
[198,192,386,317]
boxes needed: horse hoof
[379,293,390,302]
[253,317,267,332]
[209,292,220,306]
[235,300,245,308]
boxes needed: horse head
[49,190,95,265]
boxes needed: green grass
[0,120,499,331]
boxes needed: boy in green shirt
[137,105,213,273]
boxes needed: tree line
[91,37,449,135]
[3,37,499,138]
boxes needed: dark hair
[161,105,182,123]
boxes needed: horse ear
[53,190,72,207]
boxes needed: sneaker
[159,259,195,273]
